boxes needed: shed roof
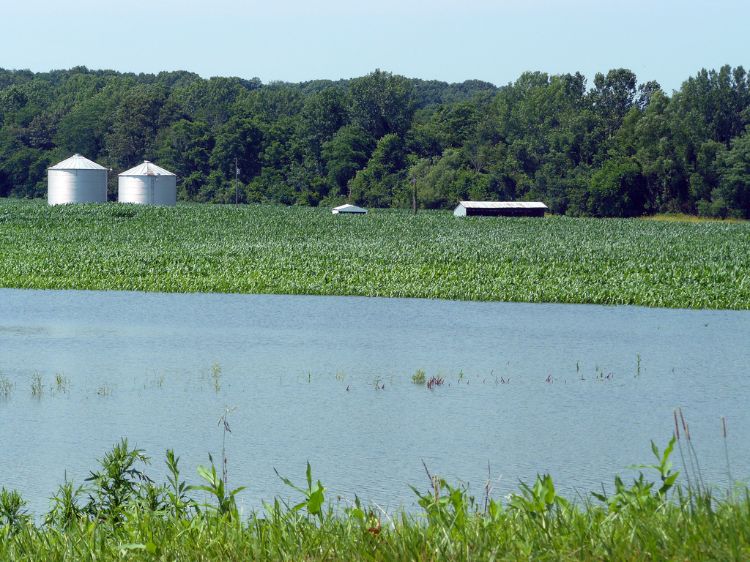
[49,154,107,171]
[119,161,176,177]
[332,204,367,214]
[457,201,548,209]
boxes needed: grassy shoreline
[1,438,748,561]
[1,199,749,309]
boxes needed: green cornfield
[1,199,749,309]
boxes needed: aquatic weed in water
[30,373,43,398]
[426,376,444,390]
[54,373,69,394]
[211,362,222,393]
[0,374,13,398]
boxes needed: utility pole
[235,157,239,205]
[410,176,417,214]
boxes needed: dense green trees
[0,65,749,217]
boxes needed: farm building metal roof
[49,154,107,171]
[457,201,548,209]
[119,161,176,177]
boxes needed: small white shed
[332,204,367,215]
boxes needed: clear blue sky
[2,0,747,92]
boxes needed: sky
[1,0,747,92]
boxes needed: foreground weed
[1,434,750,560]
[45,479,85,529]
[274,462,326,522]
[192,454,245,516]
[0,488,30,534]
[85,438,151,522]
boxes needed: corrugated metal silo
[48,154,108,205]
[118,161,177,206]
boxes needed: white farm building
[118,161,177,206]
[453,201,548,217]
[47,154,108,205]
[332,204,367,215]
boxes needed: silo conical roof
[119,161,176,177]
[49,154,107,170]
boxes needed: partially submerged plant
[211,362,222,393]
[411,369,426,385]
[426,376,444,390]
[0,374,13,398]
[54,373,69,393]
[30,372,43,398]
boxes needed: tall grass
[1,436,748,560]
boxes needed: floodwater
[1,288,749,516]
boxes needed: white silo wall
[118,175,177,206]
[48,169,108,205]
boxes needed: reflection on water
[1,288,749,515]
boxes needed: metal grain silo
[48,154,108,205]
[118,161,177,206]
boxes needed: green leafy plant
[636,436,680,496]
[85,439,151,522]
[45,480,85,529]
[593,436,680,512]
[191,454,245,516]
[509,474,569,534]
[0,489,30,534]
[274,462,326,522]
[164,449,192,518]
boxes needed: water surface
[1,289,748,515]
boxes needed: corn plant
[1,201,748,309]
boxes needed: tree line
[0,65,748,218]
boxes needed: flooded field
[1,288,749,515]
